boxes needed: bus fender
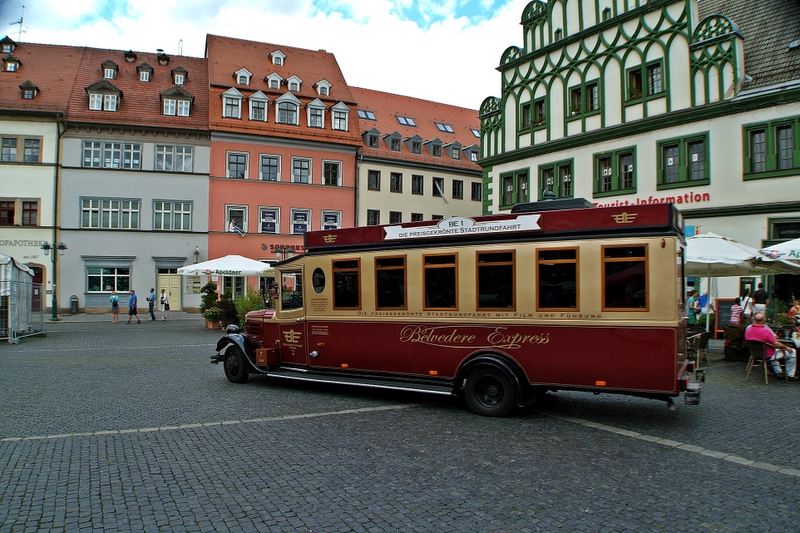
[457,353,528,407]
[213,334,265,374]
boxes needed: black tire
[464,366,515,417]
[223,346,249,384]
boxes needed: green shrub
[234,291,267,324]
[200,282,219,313]
[218,289,239,327]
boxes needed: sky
[0,0,532,109]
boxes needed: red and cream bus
[213,198,701,416]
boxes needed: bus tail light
[595,380,606,386]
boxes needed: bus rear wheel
[464,366,514,417]
[223,346,249,384]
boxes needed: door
[277,269,308,365]
[157,274,182,310]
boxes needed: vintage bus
[213,198,701,416]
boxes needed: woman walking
[110,290,120,323]
[159,288,169,320]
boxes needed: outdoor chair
[745,340,788,384]
[687,332,711,368]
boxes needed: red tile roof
[65,47,209,129]
[205,34,362,147]
[0,42,85,115]
[349,87,481,171]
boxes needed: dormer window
[0,37,16,54]
[397,115,416,126]
[86,80,121,112]
[19,81,38,100]
[307,99,326,128]
[124,50,137,62]
[426,139,443,157]
[362,128,380,148]
[171,66,187,85]
[368,134,379,147]
[136,63,153,83]
[161,86,194,117]
[315,79,332,97]
[286,75,302,92]
[384,132,402,152]
[4,55,21,72]
[271,50,286,66]
[234,67,252,86]
[470,151,478,162]
[275,93,301,125]
[101,60,118,80]
[405,135,423,154]
[249,91,269,121]
[331,102,349,131]
[157,51,169,65]
[221,88,243,118]
[452,148,461,159]
[266,73,283,90]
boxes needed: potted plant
[202,306,222,329]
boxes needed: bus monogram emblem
[283,329,302,343]
[612,212,637,224]
[323,234,337,243]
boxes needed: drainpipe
[355,151,361,227]
[49,118,67,320]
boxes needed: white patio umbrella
[685,233,800,330]
[177,255,274,277]
[761,237,800,262]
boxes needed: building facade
[350,87,483,225]
[205,35,362,296]
[0,39,85,313]
[60,47,210,312]
[479,0,800,301]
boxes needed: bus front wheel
[223,346,249,384]
[464,366,514,417]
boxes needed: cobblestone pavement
[1,315,799,532]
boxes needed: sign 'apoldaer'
[383,214,542,240]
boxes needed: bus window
[312,268,325,294]
[376,256,406,309]
[537,248,578,309]
[603,245,647,310]
[477,251,514,310]
[333,259,360,309]
[424,254,457,309]
[280,271,303,310]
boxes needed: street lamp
[41,241,67,321]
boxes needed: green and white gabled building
[479,0,800,300]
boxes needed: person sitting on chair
[745,312,798,380]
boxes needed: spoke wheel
[223,347,249,384]
[464,366,514,417]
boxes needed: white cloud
[10,0,531,109]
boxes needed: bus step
[263,368,455,396]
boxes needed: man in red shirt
[745,312,797,379]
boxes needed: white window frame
[291,157,311,183]
[139,71,150,82]
[250,100,266,121]
[104,68,116,80]
[89,93,103,110]
[321,210,341,230]
[290,208,311,235]
[224,97,240,118]
[154,200,192,231]
[308,106,325,128]
[322,160,341,186]
[258,206,280,234]
[227,151,249,179]
[174,74,185,85]
[248,91,269,122]
[82,141,141,169]
[80,197,140,229]
[277,102,298,125]
[155,145,193,173]
[225,205,248,233]
[163,98,176,115]
[177,100,190,117]
[104,94,117,112]
[260,154,281,181]
[331,102,350,131]
[271,51,286,66]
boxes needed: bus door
[277,269,308,366]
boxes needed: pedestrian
[126,290,141,324]
[147,288,157,321]
[730,297,743,325]
[110,290,120,323]
[159,288,169,321]
[753,283,769,315]
[741,289,753,324]
[688,290,699,326]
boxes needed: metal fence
[0,280,44,344]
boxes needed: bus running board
[263,368,455,396]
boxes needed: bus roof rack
[510,198,595,213]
